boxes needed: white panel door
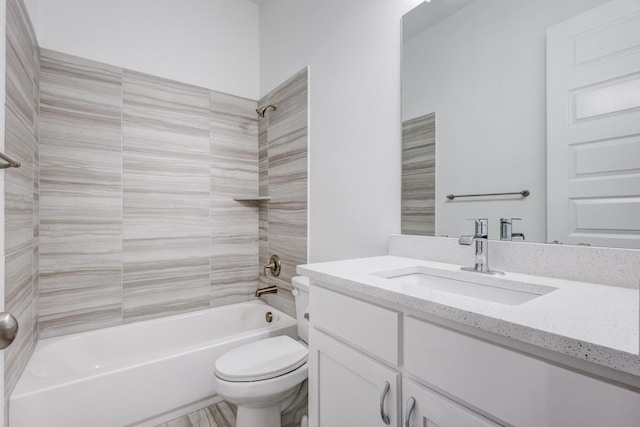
[308,328,400,427]
[547,0,640,248]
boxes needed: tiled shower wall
[258,69,308,317]
[4,0,39,399]
[401,113,435,236]
[38,49,260,338]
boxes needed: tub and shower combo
[11,301,297,427]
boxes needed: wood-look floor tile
[155,401,236,427]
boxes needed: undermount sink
[371,266,557,306]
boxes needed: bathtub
[10,301,297,427]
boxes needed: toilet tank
[291,276,310,343]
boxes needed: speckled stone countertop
[297,255,639,377]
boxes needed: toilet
[213,276,310,427]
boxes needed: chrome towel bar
[447,190,529,200]
[0,152,21,169]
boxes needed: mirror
[401,0,640,248]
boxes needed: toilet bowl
[213,276,310,427]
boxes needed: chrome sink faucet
[458,219,503,275]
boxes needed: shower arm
[256,103,278,117]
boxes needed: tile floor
[156,401,236,427]
[156,382,307,427]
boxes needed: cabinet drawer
[310,286,400,365]
[404,316,640,427]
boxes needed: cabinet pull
[379,381,391,425]
[404,397,416,427]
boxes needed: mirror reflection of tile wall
[401,113,435,236]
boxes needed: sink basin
[371,266,557,306]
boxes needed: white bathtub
[10,301,297,427]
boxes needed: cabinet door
[402,380,501,427]
[309,328,400,427]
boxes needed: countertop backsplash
[389,234,640,289]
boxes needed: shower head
[256,103,278,117]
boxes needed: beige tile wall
[9,31,306,343]
[258,69,308,316]
[4,0,40,399]
[38,49,260,338]
[39,50,123,336]
[122,70,212,323]
[210,91,260,307]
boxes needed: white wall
[25,0,259,99]
[260,0,423,263]
[258,0,309,96]
[22,0,37,32]
[402,0,608,241]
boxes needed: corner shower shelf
[233,196,271,202]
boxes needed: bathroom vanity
[298,236,640,427]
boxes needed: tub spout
[255,286,278,297]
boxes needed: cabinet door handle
[379,381,391,425]
[404,396,416,427]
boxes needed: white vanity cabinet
[308,284,640,427]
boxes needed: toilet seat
[215,336,308,382]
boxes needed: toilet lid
[214,336,308,382]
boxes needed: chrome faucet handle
[459,218,489,245]
[263,254,282,277]
[458,235,475,246]
[465,218,488,238]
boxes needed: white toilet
[213,276,310,427]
